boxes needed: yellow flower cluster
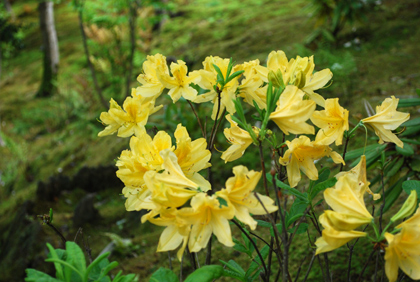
[97,50,411,270]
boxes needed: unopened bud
[391,190,418,222]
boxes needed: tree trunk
[3,0,16,21]
[37,1,59,98]
[125,0,138,98]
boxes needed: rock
[0,201,43,282]
[36,174,72,201]
[73,193,100,227]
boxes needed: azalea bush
[27,50,420,281]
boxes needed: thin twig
[357,249,376,282]
[249,231,275,252]
[207,91,222,151]
[186,246,197,270]
[168,251,172,270]
[82,232,93,263]
[195,253,201,269]
[302,252,316,282]
[74,227,83,242]
[288,207,310,247]
[180,251,184,282]
[187,100,205,138]
[46,223,67,244]
[374,250,379,282]
[232,219,268,279]
[294,252,309,282]
[254,193,286,282]
[347,224,369,281]
[379,170,386,232]
[340,134,350,171]
[209,108,226,151]
[205,236,212,265]
[259,142,270,196]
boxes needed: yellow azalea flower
[136,53,169,98]
[362,96,410,148]
[216,166,277,230]
[279,135,344,187]
[324,173,372,219]
[98,93,162,138]
[335,155,380,200]
[385,207,420,282]
[173,124,212,190]
[269,85,316,135]
[192,56,241,120]
[177,193,235,252]
[261,51,332,106]
[144,149,200,209]
[157,60,201,103]
[221,115,258,163]
[311,98,349,146]
[116,125,211,211]
[122,185,155,212]
[236,60,267,109]
[148,208,191,261]
[315,212,367,255]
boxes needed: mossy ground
[1,0,420,281]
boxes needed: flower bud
[391,190,418,222]
[268,69,285,89]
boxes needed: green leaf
[49,208,54,223]
[25,269,62,282]
[400,138,420,145]
[402,117,420,127]
[45,258,84,282]
[288,223,309,234]
[397,98,420,108]
[227,70,244,83]
[344,144,384,161]
[217,197,228,208]
[184,265,223,282]
[386,158,405,178]
[396,143,414,157]
[212,64,224,82]
[312,168,330,187]
[286,198,308,227]
[96,261,118,281]
[400,125,420,137]
[88,257,111,281]
[350,144,387,168]
[65,242,86,273]
[149,267,179,282]
[310,177,338,200]
[402,180,420,199]
[376,177,407,215]
[270,176,308,202]
[219,260,245,276]
[233,238,250,255]
[113,274,136,282]
[46,243,64,280]
[222,269,246,281]
[85,252,111,281]
[245,245,270,278]
[256,219,271,228]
